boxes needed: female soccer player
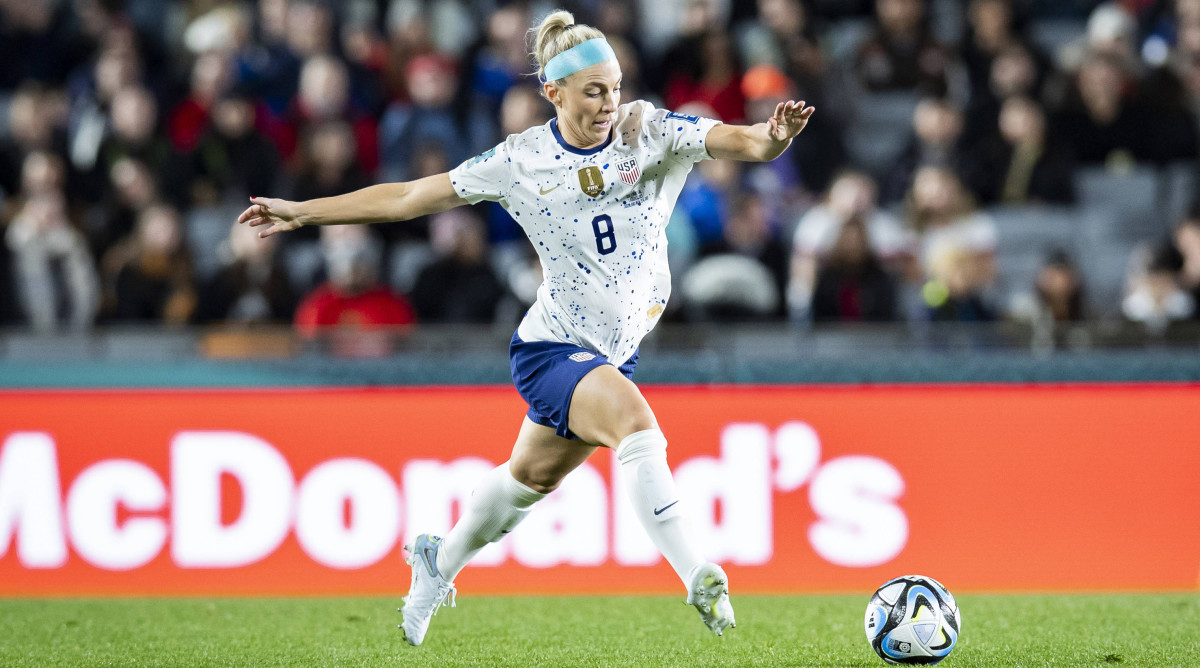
[238,10,814,647]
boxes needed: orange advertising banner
[0,385,1197,596]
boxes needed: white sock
[435,462,545,581]
[616,429,705,586]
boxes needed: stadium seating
[1161,160,1199,223]
[1072,239,1135,317]
[1073,165,1165,242]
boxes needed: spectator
[0,0,83,88]
[67,45,144,195]
[967,95,1076,205]
[738,0,826,101]
[5,153,99,332]
[231,0,301,117]
[283,0,335,60]
[340,17,390,98]
[811,214,899,322]
[853,0,958,99]
[194,220,296,325]
[167,51,234,153]
[0,238,15,326]
[678,157,742,248]
[93,85,181,205]
[1009,249,1086,325]
[1052,50,1151,166]
[0,84,70,201]
[186,90,282,205]
[410,209,505,323]
[181,3,251,56]
[651,0,722,97]
[961,0,1027,95]
[963,40,1055,147]
[383,0,475,65]
[1175,215,1200,317]
[1164,0,1200,110]
[1056,2,1142,76]
[923,245,996,321]
[677,101,743,246]
[380,1,440,103]
[881,97,971,203]
[700,191,789,318]
[89,157,158,262]
[379,54,471,184]
[283,121,372,241]
[742,62,844,203]
[663,26,746,123]
[1034,249,1086,322]
[455,4,531,136]
[294,225,416,355]
[1122,245,1195,333]
[103,203,196,325]
[268,54,380,176]
[790,169,912,319]
[905,165,997,316]
[1083,3,1200,163]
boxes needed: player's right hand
[237,196,302,238]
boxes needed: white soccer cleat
[398,534,457,646]
[686,562,736,636]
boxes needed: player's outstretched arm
[236,173,464,238]
[705,100,815,163]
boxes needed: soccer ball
[864,575,961,665]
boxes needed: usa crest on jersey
[616,157,640,185]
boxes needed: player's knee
[508,460,565,494]
[612,405,657,443]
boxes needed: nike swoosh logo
[421,547,438,577]
[539,184,562,195]
[653,500,679,516]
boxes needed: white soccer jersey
[449,100,721,365]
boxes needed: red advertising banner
[1,385,1197,596]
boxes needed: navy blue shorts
[509,330,638,440]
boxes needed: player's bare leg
[569,366,735,636]
[508,417,599,494]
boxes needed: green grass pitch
[2,593,1197,666]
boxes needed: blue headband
[543,37,617,82]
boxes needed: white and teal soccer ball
[864,575,961,665]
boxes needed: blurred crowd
[2,0,1200,343]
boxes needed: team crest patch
[616,157,640,185]
[577,166,604,197]
[568,351,596,362]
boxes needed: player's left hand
[237,196,302,238]
[767,100,815,142]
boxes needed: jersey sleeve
[448,140,513,205]
[642,103,722,165]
